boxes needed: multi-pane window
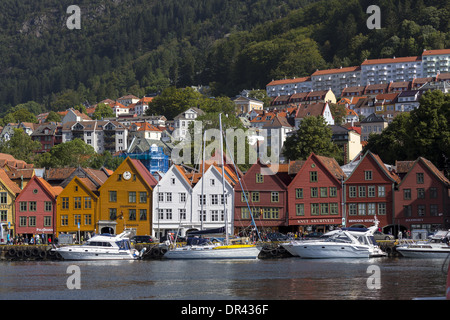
[430,205,438,216]
[296,204,304,216]
[139,209,147,220]
[20,216,27,226]
[430,187,437,199]
[418,205,425,216]
[179,209,186,220]
[368,186,376,197]
[378,186,385,197]
[368,203,376,215]
[241,208,250,219]
[310,171,318,182]
[403,205,412,217]
[403,189,411,200]
[28,216,36,227]
[84,197,91,209]
[74,215,81,226]
[44,216,51,227]
[330,203,339,215]
[45,201,52,211]
[84,214,92,225]
[128,192,136,203]
[348,204,357,215]
[211,210,219,221]
[311,203,319,215]
[416,173,424,184]
[199,195,206,205]
[349,186,357,198]
[417,188,425,199]
[129,209,136,220]
[263,208,279,219]
[165,192,172,202]
[61,215,68,226]
[320,187,328,198]
[109,191,117,202]
[329,187,337,197]
[358,203,366,215]
[139,192,147,203]
[165,209,172,220]
[0,192,7,204]
[364,171,373,180]
[256,173,264,183]
[74,197,81,209]
[251,192,260,202]
[320,203,329,215]
[295,188,303,199]
[211,194,219,205]
[109,208,117,220]
[358,186,366,197]
[241,192,249,202]
[311,187,318,198]
[20,202,27,212]
[271,192,279,202]
[378,203,386,215]
[179,192,186,203]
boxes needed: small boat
[396,230,450,259]
[55,230,145,261]
[163,242,261,260]
[283,217,386,259]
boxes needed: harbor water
[0,257,448,300]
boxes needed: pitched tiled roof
[0,169,22,194]
[295,102,327,118]
[130,158,158,187]
[315,154,347,181]
[362,56,421,65]
[422,49,450,56]
[267,77,311,86]
[312,66,360,76]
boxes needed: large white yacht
[55,230,145,260]
[283,218,386,259]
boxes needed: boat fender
[8,248,16,256]
[39,251,47,259]
[16,250,23,258]
[152,247,161,256]
[24,249,31,257]
[32,248,40,256]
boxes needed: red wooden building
[287,153,346,234]
[15,175,62,242]
[344,151,400,231]
[234,161,291,234]
[394,157,450,234]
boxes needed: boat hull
[396,247,450,259]
[287,243,370,259]
[55,247,136,260]
[163,245,261,260]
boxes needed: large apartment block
[267,49,450,97]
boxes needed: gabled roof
[295,102,328,119]
[345,151,400,184]
[0,169,22,194]
[130,158,158,187]
[397,157,450,187]
[311,66,360,76]
[360,113,387,123]
[422,49,450,56]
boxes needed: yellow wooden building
[97,157,157,236]
[0,170,22,237]
[55,176,99,241]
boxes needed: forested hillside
[0,0,449,114]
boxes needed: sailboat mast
[201,130,206,231]
[219,113,229,245]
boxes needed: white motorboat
[163,242,261,259]
[396,230,450,258]
[283,217,386,259]
[55,231,145,260]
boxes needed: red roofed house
[344,151,400,232]
[394,157,450,235]
[15,176,63,243]
[234,161,292,234]
[266,77,312,98]
[287,153,346,234]
[294,102,334,129]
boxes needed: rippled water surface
[0,257,448,300]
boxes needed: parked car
[131,235,156,244]
[264,232,290,241]
[373,231,394,241]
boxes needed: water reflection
[0,257,447,300]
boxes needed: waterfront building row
[0,151,448,242]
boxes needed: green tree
[46,139,97,168]
[0,128,41,163]
[45,111,62,123]
[92,103,114,120]
[283,116,341,162]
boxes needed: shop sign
[296,218,342,225]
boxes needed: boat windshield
[86,241,113,247]
[116,240,130,250]
[326,233,353,243]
